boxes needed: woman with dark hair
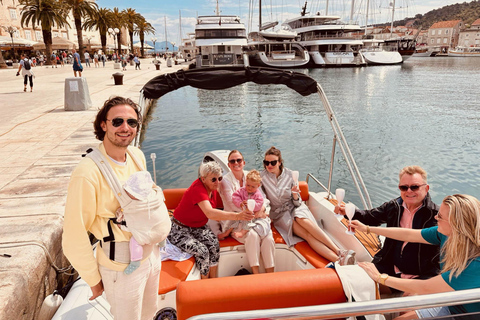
[354,194,480,319]
[261,146,354,264]
[216,150,275,274]
[168,161,253,279]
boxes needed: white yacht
[283,7,366,67]
[194,15,249,68]
[360,38,403,65]
[179,32,197,61]
[448,46,480,57]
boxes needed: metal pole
[150,153,157,184]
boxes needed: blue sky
[96,0,473,44]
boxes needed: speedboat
[51,67,480,320]
[360,39,403,65]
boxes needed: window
[446,30,449,34]
[431,39,434,44]
[53,32,58,38]
[35,31,43,41]
[25,30,32,40]
[437,38,441,44]
[443,38,448,44]
[9,9,17,20]
[438,30,442,35]
[431,30,436,35]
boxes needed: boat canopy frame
[139,66,372,209]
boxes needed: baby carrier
[87,147,171,247]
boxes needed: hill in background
[384,0,480,28]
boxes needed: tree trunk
[129,31,134,54]
[117,30,122,57]
[0,50,7,68]
[75,15,85,63]
[140,34,145,57]
[43,29,53,65]
[101,33,107,56]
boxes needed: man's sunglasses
[398,184,426,192]
[263,160,278,167]
[228,158,243,164]
[107,118,139,128]
[211,176,223,183]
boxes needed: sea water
[141,57,480,208]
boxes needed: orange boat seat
[176,268,346,320]
[158,257,195,295]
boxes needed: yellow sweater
[62,143,146,287]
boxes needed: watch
[378,273,389,285]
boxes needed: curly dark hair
[93,96,142,141]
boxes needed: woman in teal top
[351,194,480,319]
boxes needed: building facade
[457,18,480,48]
[428,20,464,52]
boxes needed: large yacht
[194,15,249,68]
[283,6,366,67]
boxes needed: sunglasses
[228,158,244,164]
[107,118,139,128]
[211,176,223,183]
[263,160,278,167]
[398,184,426,192]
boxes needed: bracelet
[366,226,371,234]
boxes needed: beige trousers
[99,248,160,320]
[235,229,275,269]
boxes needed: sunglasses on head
[398,184,426,192]
[228,158,243,164]
[107,118,139,128]
[263,160,278,167]
[211,176,223,183]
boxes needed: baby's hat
[124,171,154,201]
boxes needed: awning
[32,37,77,50]
[303,39,364,46]
[195,38,247,47]
[0,36,38,46]
[133,42,153,49]
[141,66,318,100]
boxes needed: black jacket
[353,193,440,279]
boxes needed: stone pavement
[0,58,189,320]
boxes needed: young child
[223,170,271,239]
[115,171,155,274]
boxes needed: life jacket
[86,147,171,248]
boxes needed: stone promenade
[0,58,188,320]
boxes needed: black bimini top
[141,66,318,100]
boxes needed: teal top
[421,226,480,314]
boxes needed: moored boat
[360,39,403,65]
[448,46,480,57]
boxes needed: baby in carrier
[116,171,164,274]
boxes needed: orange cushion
[158,257,195,295]
[294,240,330,268]
[299,180,309,201]
[176,268,345,320]
[163,188,187,211]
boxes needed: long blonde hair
[441,194,480,280]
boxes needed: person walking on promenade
[63,96,163,320]
[84,51,91,67]
[133,55,140,70]
[51,52,57,68]
[335,165,440,288]
[17,54,34,92]
[72,49,83,77]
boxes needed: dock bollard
[112,72,124,85]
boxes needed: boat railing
[313,83,373,210]
[303,33,358,41]
[186,288,480,319]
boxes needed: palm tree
[109,7,125,58]
[19,0,70,65]
[83,7,113,55]
[0,1,7,68]
[123,8,142,55]
[135,17,155,58]
[58,0,98,63]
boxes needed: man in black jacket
[335,165,440,283]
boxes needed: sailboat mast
[165,15,168,53]
[259,0,262,31]
[390,0,396,37]
[326,0,329,15]
[365,0,370,35]
[350,0,354,22]
[216,0,220,16]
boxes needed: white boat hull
[361,50,402,65]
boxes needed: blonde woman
[352,194,480,319]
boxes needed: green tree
[135,17,155,58]
[19,0,70,65]
[123,8,142,55]
[109,7,125,58]
[83,7,113,56]
[58,0,98,62]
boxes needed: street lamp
[3,26,17,61]
[151,37,157,61]
[86,36,92,51]
[108,27,119,61]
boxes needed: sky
[96,0,474,44]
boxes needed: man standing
[72,49,83,77]
[335,165,440,282]
[84,51,91,67]
[62,96,160,320]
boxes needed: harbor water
[141,57,479,209]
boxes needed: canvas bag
[87,147,171,245]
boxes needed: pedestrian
[17,54,34,92]
[133,55,140,70]
[94,52,99,68]
[72,49,83,77]
[101,53,106,67]
[63,96,166,320]
[85,51,91,67]
[51,52,57,68]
